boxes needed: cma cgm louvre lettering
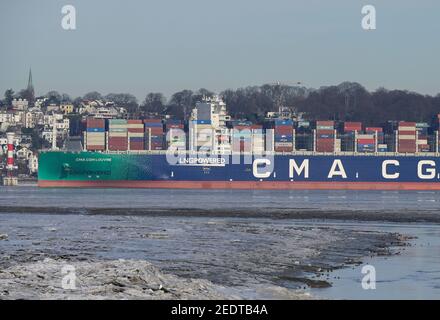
[252,158,440,180]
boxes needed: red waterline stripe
[38,180,440,190]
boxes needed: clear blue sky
[0,0,439,100]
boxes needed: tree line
[2,82,440,126]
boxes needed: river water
[1,186,440,299]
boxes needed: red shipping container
[366,127,383,132]
[108,146,127,151]
[274,124,292,129]
[87,118,105,128]
[398,130,416,135]
[399,144,416,149]
[399,122,416,127]
[316,121,335,126]
[399,148,416,153]
[143,119,162,123]
[86,145,105,151]
[316,139,335,152]
[128,128,145,133]
[316,147,334,152]
[357,139,375,144]
[145,129,164,134]
[129,144,144,151]
[344,122,362,131]
[128,120,143,124]
[274,128,293,135]
[316,129,335,135]
[317,138,334,143]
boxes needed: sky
[0,0,439,101]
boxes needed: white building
[28,153,39,173]
[42,118,70,145]
[16,147,33,160]
[34,98,48,108]
[46,104,60,113]
[12,98,29,111]
[23,109,44,128]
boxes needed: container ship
[38,97,440,190]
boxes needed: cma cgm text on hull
[37,151,440,190]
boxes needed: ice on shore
[0,258,236,300]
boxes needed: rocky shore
[0,258,314,300]
[0,258,228,300]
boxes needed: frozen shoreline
[0,258,233,300]
[0,212,409,299]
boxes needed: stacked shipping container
[357,134,375,153]
[316,121,335,152]
[108,119,128,151]
[398,122,417,153]
[416,123,430,152]
[128,120,144,151]
[274,119,294,152]
[343,122,362,133]
[85,118,106,151]
[144,119,164,150]
[232,125,254,153]
[166,120,185,148]
[365,127,386,152]
[82,116,440,154]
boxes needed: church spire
[27,68,33,91]
[27,68,35,106]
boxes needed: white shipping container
[275,142,294,147]
[109,132,128,138]
[86,133,105,138]
[128,132,145,138]
[357,134,375,139]
[192,124,213,129]
[127,124,144,129]
[399,135,416,140]
[398,126,416,131]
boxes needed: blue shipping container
[318,134,335,139]
[166,120,182,125]
[144,123,163,128]
[193,120,212,125]
[130,137,144,142]
[275,119,293,126]
[87,128,105,133]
